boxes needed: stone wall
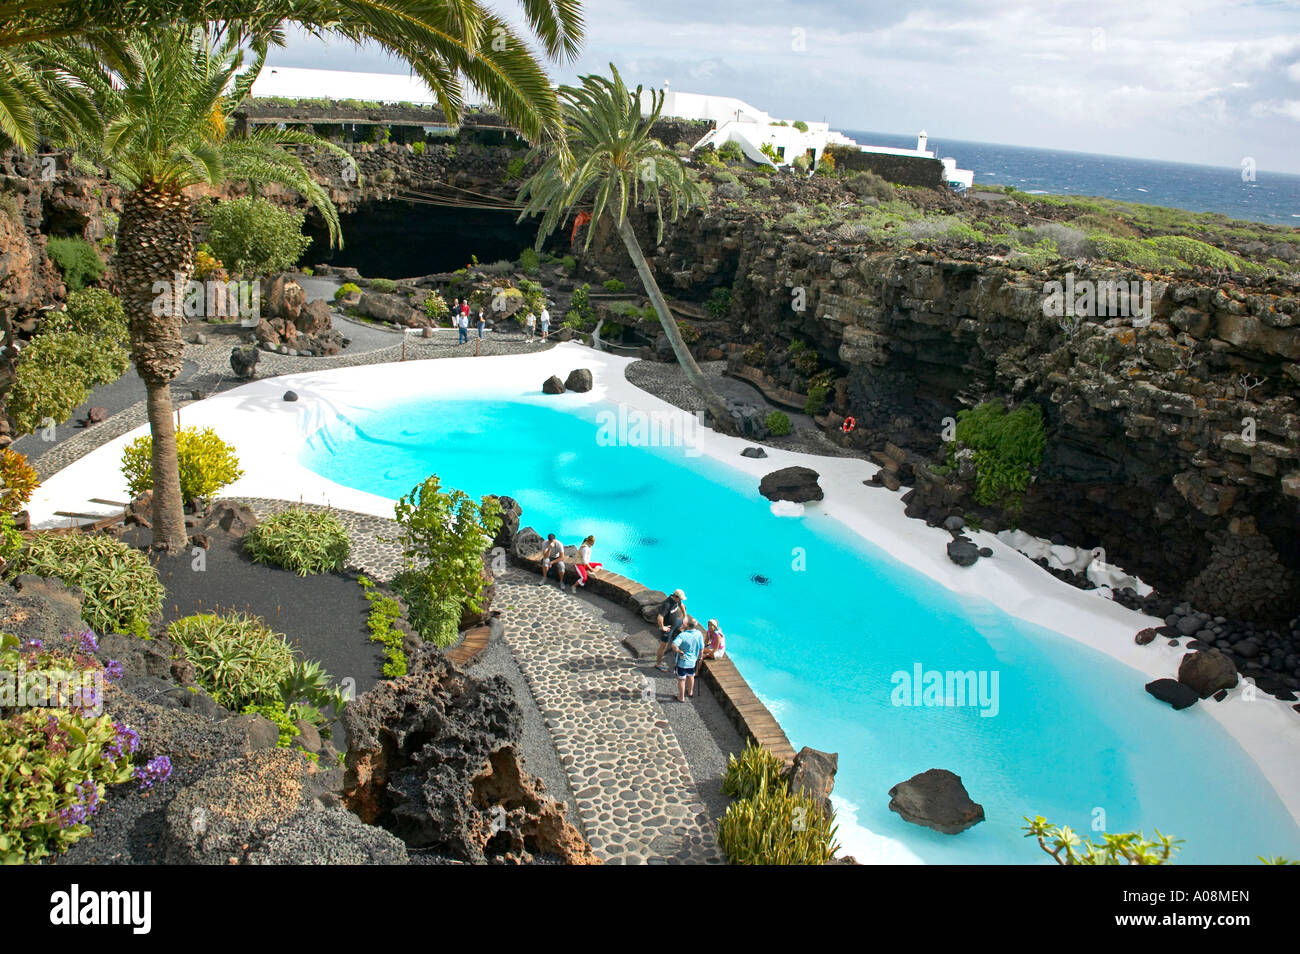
[825,145,947,189]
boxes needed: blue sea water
[301,391,1300,864]
[842,130,1300,227]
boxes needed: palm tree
[36,25,350,549]
[0,1,584,150]
[516,66,734,432]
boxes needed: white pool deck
[29,342,1300,832]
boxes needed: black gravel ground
[127,526,386,700]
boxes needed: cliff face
[580,196,1300,621]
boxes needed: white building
[645,89,974,191]
[250,66,445,104]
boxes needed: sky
[264,0,1300,174]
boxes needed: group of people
[539,536,727,705]
[653,589,725,703]
[448,298,484,344]
[446,298,552,343]
[523,305,551,340]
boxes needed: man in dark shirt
[654,589,687,671]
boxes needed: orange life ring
[842,416,856,433]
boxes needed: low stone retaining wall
[512,546,799,764]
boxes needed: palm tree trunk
[615,217,734,434]
[115,185,193,550]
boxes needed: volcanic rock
[759,466,824,503]
[888,768,984,834]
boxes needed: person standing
[525,311,536,338]
[477,309,486,339]
[458,305,469,344]
[539,303,551,340]
[671,621,705,702]
[654,589,687,671]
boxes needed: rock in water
[1145,678,1199,710]
[1177,649,1238,698]
[888,768,985,834]
[542,375,566,395]
[758,466,824,503]
[786,747,838,818]
[230,345,260,380]
[564,368,593,392]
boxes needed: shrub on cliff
[391,476,501,647]
[20,533,163,637]
[202,196,311,276]
[948,400,1046,512]
[845,170,896,202]
[46,236,105,292]
[121,426,243,502]
[519,246,541,275]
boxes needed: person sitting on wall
[574,535,602,588]
[702,619,726,661]
[540,533,567,588]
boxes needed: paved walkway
[237,500,723,864]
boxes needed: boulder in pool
[542,375,566,395]
[564,368,593,393]
[888,768,984,834]
[1177,649,1238,698]
[759,466,823,503]
[1145,678,1199,710]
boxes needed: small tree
[202,196,312,276]
[391,476,502,647]
[1024,816,1180,865]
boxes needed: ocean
[841,130,1300,227]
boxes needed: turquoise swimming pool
[301,390,1300,864]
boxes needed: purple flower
[103,659,124,682]
[20,638,42,652]
[58,780,100,827]
[134,755,171,790]
[77,631,99,654]
[104,721,139,760]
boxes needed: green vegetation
[0,448,39,515]
[561,254,577,271]
[1024,816,1180,865]
[121,426,243,502]
[422,289,449,322]
[717,140,744,163]
[20,532,163,637]
[948,400,1046,511]
[391,476,502,647]
[335,282,362,300]
[411,140,426,155]
[43,287,129,344]
[792,120,809,132]
[166,612,294,710]
[202,196,312,276]
[602,278,625,292]
[765,410,792,436]
[804,384,829,416]
[359,574,407,677]
[717,742,839,865]
[743,343,766,366]
[706,286,731,318]
[8,334,128,436]
[565,283,595,330]
[519,246,541,275]
[368,277,400,293]
[244,507,350,576]
[0,634,136,863]
[45,236,105,291]
[504,156,526,180]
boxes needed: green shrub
[8,330,129,435]
[717,140,744,163]
[166,612,295,710]
[368,278,399,293]
[722,741,785,801]
[335,282,362,300]
[0,511,23,571]
[561,255,577,271]
[949,400,1046,511]
[504,156,526,181]
[792,120,809,133]
[422,289,449,322]
[360,574,407,677]
[516,277,545,314]
[1024,815,1179,865]
[244,507,350,576]
[718,775,839,865]
[793,348,819,376]
[0,634,137,863]
[676,320,700,344]
[743,343,765,366]
[121,426,243,502]
[202,196,311,276]
[519,246,540,275]
[602,278,625,293]
[20,532,163,636]
[845,170,897,202]
[706,287,731,318]
[391,476,501,647]
[412,140,426,155]
[45,236,105,291]
[43,288,128,345]
[804,385,829,416]
[765,411,792,436]
[0,449,37,517]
